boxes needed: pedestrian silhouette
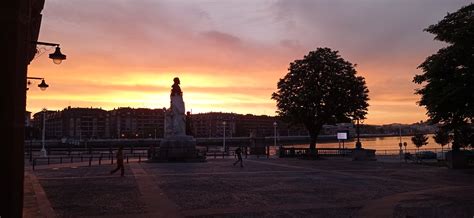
[233,146,243,167]
[110,145,124,176]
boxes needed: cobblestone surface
[29,157,474,217]
[36,165,146,217]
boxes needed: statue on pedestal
[154,77,203,162]
[164,77,186,137]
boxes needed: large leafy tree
[272,48,369,151]
[413,4,474,150]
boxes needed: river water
[277,135,449,154]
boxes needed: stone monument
[153,77,203,161]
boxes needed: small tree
[433,128,452,153]
[411,133,429,152]
[272,48,369,152]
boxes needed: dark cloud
[201,30,242,45]
[272,0,469,59]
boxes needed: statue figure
[154,77,202,162]
[164,77,186,137]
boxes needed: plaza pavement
[23,156,474,217]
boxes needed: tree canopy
[433,128,452,147]
[411,133,429,150]
[272,47,369,150]
[413,4,474,150]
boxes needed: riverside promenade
[24,157,474,217]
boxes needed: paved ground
[24,157,474,217]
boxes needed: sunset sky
[27,0,471,124]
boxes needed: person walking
[110,145,125,176]
[233,146,243,167]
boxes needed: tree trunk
[452,128,461,151]
[309,136,317,150]
[308,126,321,155]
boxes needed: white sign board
[337,132,348,140]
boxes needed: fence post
[99,156,102,165]
[89,156,92,167]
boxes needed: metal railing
[31,153,145,170]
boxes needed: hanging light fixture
[32,41,67,64]
[38,79,49,91]
[49,46,67,64]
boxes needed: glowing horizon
[26,0,471,124]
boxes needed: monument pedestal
[152,136,205,162]
[352,148,377,161]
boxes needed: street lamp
[27,77,49,91]
[26,77,48,161]
[32,41,67,64]
[355,119,362,149]
[41,108,47,157]
[273,121,278,147]
[222,121,226,152]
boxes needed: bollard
[32,159,36,171]
[111,156,114,165]
[89,156,92,167]
[99,157,102,165]
[127,155,129,163]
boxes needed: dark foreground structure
[25,158,474,217]
[2,0,45,217]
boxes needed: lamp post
[273,121,278,147]
[26,77,49,91]
[222,121,226,152]
[26,77,48,161]
[163,107,167,138]
[355,119,362,149]
[27,40,64,160]
[41,108,47,157]
[32,41,67,64]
